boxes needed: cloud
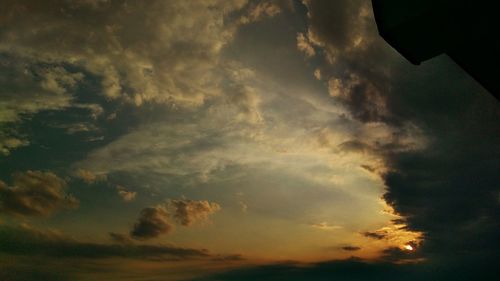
[301,0,372,55]
[0,224,209,260]
[130,206,173,240]
[239,1,282,24]
[0,53,106,155]
[0,224,247,281]
[117,190,137,202]
[189,259,419,281]
[0,0,251,108]
[0,58,84,124]
[380,246,423,264]
[362,231,386,240]
[301,0,499,268]
[238,201,248,213]
[128,199,221,240]
[299,0,393,122]
[74,91,396,232]
[212,254,245,262]
[309,222,342,231]
[55,122,99,135]
[74,169,107,184]
[0,136,29,156]
[189,256,499,281]
[341,246,361,251]
[296,32,316,57]
[108,232,134,244]
[0,170,79,217]
[168,199,221,226]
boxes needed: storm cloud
[301,0,499,270]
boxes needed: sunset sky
[0,1,498,280]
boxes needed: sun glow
[403,245,414,251]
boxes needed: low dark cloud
[380,246,423,264]
[211,254,245,262]
[340,246,361,251]
[108,232,133,244]
[130,207,173,240]
[0,263,69,281]
[0,224,209,260]
[0,170,79,216]
[361,231,386,240]
[190,257,497,281]
[169,199,221,226]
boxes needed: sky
[0,1,498,280]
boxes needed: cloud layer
[0,224,209,259]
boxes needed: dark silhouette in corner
[372,0,499,99]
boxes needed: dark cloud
[0,263,69,281]
[340,246,361,251]
[212,254,245,262]
[168,199,221,226]
[380,245,423,264]
[377,55,500,264]
[128,199,221,240]
[302,0,370,51]
[0,170,79,216]
[302,0,500,273]
[301,0,393,122]
[130,206,173,240]
[338,139,373,153]
[190,257,499,281]
[108,232,133,244]
[361,231,386,240]
[0,224,209,260]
